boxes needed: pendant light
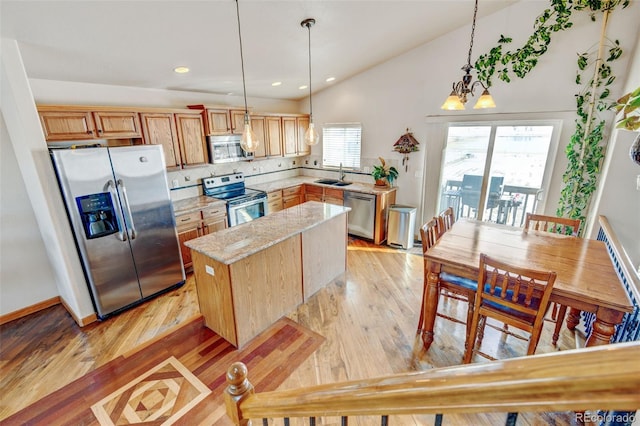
[301,18,320,146]
[235,0,260,153]
[440,0,496,110]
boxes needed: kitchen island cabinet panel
[302,212,347,300]
[192,251,237,345]
[186,201,348,347]
[231,235,303,347]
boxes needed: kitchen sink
[314,179,340,185]
[314,179,353,186]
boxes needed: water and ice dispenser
[75,192,119,239]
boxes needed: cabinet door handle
[97,129,103,133]
[87,130,93,135]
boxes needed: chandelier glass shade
[235,0,260,153]
[440,0,496,111]
[302,18,320,146]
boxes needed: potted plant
[614,86,640,165]
[371,157,398,187]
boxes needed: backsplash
[167,155,398,201]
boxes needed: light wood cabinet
[205,108,232,135]
[267,190,284,214]
[283,185,303,209]
[297,116,311,155]
[176,206,227,269]
[266,116,283,157]
[230,109,246,134]
[304,184,343,205]
[202,206,228,234]
[142,112,207,169]
[140,113,181,169]
[250,116,267,159]
[176,212,203,269]
[38,108,141,141]
[282,117,298,156]
[175,113,207,167]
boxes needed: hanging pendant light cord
[235,0,249,114]
[306,22,313,118]
[466,0,479,69]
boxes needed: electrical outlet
[363,166,370,173]
[172,179,179,188]
[205,265,215,276]
[637,174,640,191]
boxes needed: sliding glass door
[438,122,556,226]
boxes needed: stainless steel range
[203,173,267,227]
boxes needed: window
[322,123,361,169]
[438,121,558,226]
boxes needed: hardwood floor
[1,237,580,425]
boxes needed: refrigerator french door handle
[106,180,128,241]
[117,179,137,240]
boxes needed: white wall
[0,114,58,313]
[590,36,640,270]
[308,1,640,228]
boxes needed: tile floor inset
[91,356,211,425]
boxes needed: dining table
[421,218,634,351]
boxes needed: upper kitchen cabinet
[186,105,248,135]
[175,113,208,167]
[297,116,311,156]
[38,106,142,141]
[266,116,283,157]
[230,109,247,134]
[140,112,181,169]
[282,116,298,157]
[140,110,207,169]
[250,116,267,159]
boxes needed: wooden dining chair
[524,213,581,345]
[418,218,477,348]
[463,254,556,363]
[524,213,581,236]
[438,207,456,234]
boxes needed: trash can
[387,204,417,249]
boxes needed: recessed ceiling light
[272,81,282,87]
[299,85,308,90]
[173,66,190,74]
[326,77,336,82]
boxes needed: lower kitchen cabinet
[283,185,303,208]
[303,184,343,205]
[267,190,284,214]
[176,206,227,269]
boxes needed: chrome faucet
[339,163,346,181]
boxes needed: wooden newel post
[224,362,255,426]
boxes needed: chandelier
[440,0,496,111]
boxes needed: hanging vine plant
[474,0,629,235]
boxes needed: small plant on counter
[371,157,398,187]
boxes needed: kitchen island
[185,201,349,347]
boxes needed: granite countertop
[173,196,226,216]
[172,176,395,216]
[185,201,350,264]
[248,176,397,195]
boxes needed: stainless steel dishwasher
[343,191,376,240]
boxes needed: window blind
[322,123,362,169]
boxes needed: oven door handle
[228,198,266,210]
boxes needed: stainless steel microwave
[207,134,254,164]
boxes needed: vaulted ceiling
[1,0,518,100]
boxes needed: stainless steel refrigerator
[50,144,185,319]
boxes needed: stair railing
[225,341,640,425]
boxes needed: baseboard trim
[0,296,61,325]
[59,297,97,327]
